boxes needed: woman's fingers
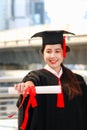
[14,83,25,93]
[14,81,35,94]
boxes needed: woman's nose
[50,52,56,58]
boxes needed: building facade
[0,0,50,30]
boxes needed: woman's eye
[46,50,51,53]
[56,50,61,53]
[56,50,59,53]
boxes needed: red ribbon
[20,86,38,130]
[8,86,37,130]
[8,112,17,118]
[57,78,64,108]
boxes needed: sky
[45,0,87,34]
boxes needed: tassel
[57,78,64,108]
[57,93,64,108]
[63,36,66,58]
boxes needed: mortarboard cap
[31,30,75,57]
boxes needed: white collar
[44,64,63,78]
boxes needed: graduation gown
[17,67,87,130]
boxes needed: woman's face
[43,44,64,72]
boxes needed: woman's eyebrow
[46,48,62,50]
[55,48,62,50]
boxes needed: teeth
[51,60,56,62]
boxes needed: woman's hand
[14,81,35,94]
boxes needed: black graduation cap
[31,30,75,57]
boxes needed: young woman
[14,30,87,130]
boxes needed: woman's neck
[44,64,63,78]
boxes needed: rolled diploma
[8,85,61,94]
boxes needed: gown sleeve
[22,70,40,85]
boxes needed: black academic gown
[17,67,87,130]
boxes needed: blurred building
[0,0,50,30]
[0,0,8,30]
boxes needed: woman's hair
[40,45,45,54]
[61,64,82,99]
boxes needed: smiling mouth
[50,60,57,64]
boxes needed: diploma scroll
[8,85,61,94]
